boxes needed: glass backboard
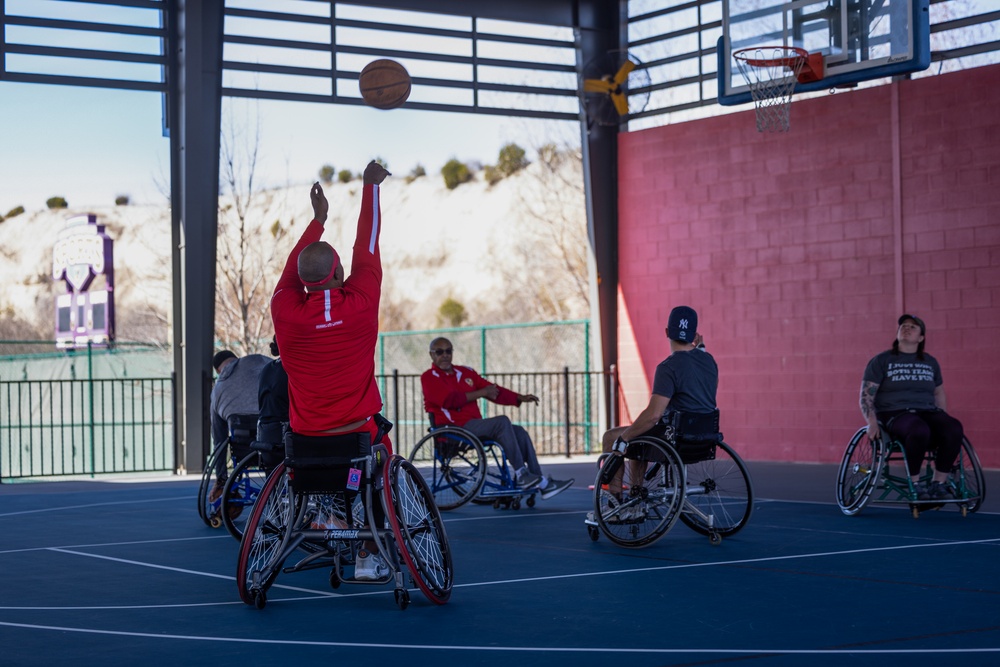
[718,0,930,106]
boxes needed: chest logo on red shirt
[464,378,474,387]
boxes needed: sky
[0,79,578,214]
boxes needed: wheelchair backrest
[665,409,722,464]
[284,430,373,494]
[227,413,258,461]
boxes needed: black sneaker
[540,477,574,500]
[928,481,953,501]
[913,481,931,501]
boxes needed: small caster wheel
[587,525,599,541]
[910,504,920,519]
[252,589,267,610]
[526,495,536,508]
[512,498,521,510]
[394,588,410,610]
[961,504,968,518]
[709,532,722,546]
[493,499,501,510]
[209,515,223,529]
[330,568,342,589]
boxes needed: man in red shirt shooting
[270,160,391,579]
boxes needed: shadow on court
[2,460,998,666]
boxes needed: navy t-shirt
[651,348,718,418]
[863,350,942,412]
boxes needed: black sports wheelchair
[236,415,453,610]
[837,422,985,518]
[585,410,754,548]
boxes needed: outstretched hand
[363,160,391,185]
[310,182,329,224]
[518,393,540,404]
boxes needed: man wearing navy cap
[600,305,718,463]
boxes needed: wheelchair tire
[408,427,486,510]
[955,437,986,514]
[222,453,269,541]
[237,464,292,606]
[592,437,685,549]
[383,455,454,604]
[679,441,754,537]
[836,427,884,516]
[197,440,229,527]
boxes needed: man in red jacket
[270,160,391,580]
[421,337,573,500]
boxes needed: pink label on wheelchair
[347,468,362,491]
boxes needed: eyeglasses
[432,348,453,356]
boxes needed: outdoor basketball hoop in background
[733,46,823,132]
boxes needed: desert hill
[0,155,589,348]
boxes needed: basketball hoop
[733,46,811,133]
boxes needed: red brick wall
[617,64,1000,468]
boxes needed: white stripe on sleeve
[368,184,380,255]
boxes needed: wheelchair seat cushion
[284,431,372,494]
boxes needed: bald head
[298,242,341,288]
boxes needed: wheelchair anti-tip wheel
[408,426,487,510]
[384,455,454,604]
[680,441,754,538]
[836,427,883,516]
[593,437,685,549]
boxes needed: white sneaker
[354,550,390,581]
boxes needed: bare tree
[215,101,290,356]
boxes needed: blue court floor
[2,460,999,666]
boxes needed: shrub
[3,205,25,220]
[483,165,502,186]
[46,196,68,209]
[338,169,353,183]
[115,195,130,206]
[319,164,335,184]
[405,164,426,183]
[441,159,472,190]
[497,142,529,176]
[437,297,466,327]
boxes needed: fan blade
[611,91,629,116]
[613,58,636,85]
[583,78,615,94]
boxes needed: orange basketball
[358,59,411,110]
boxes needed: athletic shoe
[208,480,226,503]
[913,481,931,501]
[540,477,574,500]
[620,503,647,523]
[354,550,390,581]
[928,481,954,501]
[516,467,542,490]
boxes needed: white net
[734,47,807,133]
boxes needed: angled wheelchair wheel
[237,464,293,606]
[953,437,986,514]
[222,453,269,541]
[197,440,229,527]
[836,427,884,516]
[680,441,754,538]
[408,427,486,511]
[384,455,454,604]
[593,437,684,549]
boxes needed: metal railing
[0,376,174,480]
[1,368,611,481]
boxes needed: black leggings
[880,410,964,477]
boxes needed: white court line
[0,620,998,655]
[0,495,188,518]
[1,536,997,612]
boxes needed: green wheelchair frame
[837,425,986,518]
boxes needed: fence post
[88,341,96,477]
[563,366,571,458]
[392,369,399,432]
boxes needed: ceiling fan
[581,50,651,127]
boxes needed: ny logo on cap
[678,319,689,329]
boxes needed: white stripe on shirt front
[324,290,332,322]
[368,184,380,255]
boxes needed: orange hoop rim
[732,46,809,70]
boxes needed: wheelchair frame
[837,425,986,518]
[585,427,754,549]
[407,423,538,511]
[197,413,257,529]
[236,431,454,610]
[220,438,284,541]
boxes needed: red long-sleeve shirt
[421,364,521,427]
[271,184,383,435]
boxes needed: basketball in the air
[358,59,411,110]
